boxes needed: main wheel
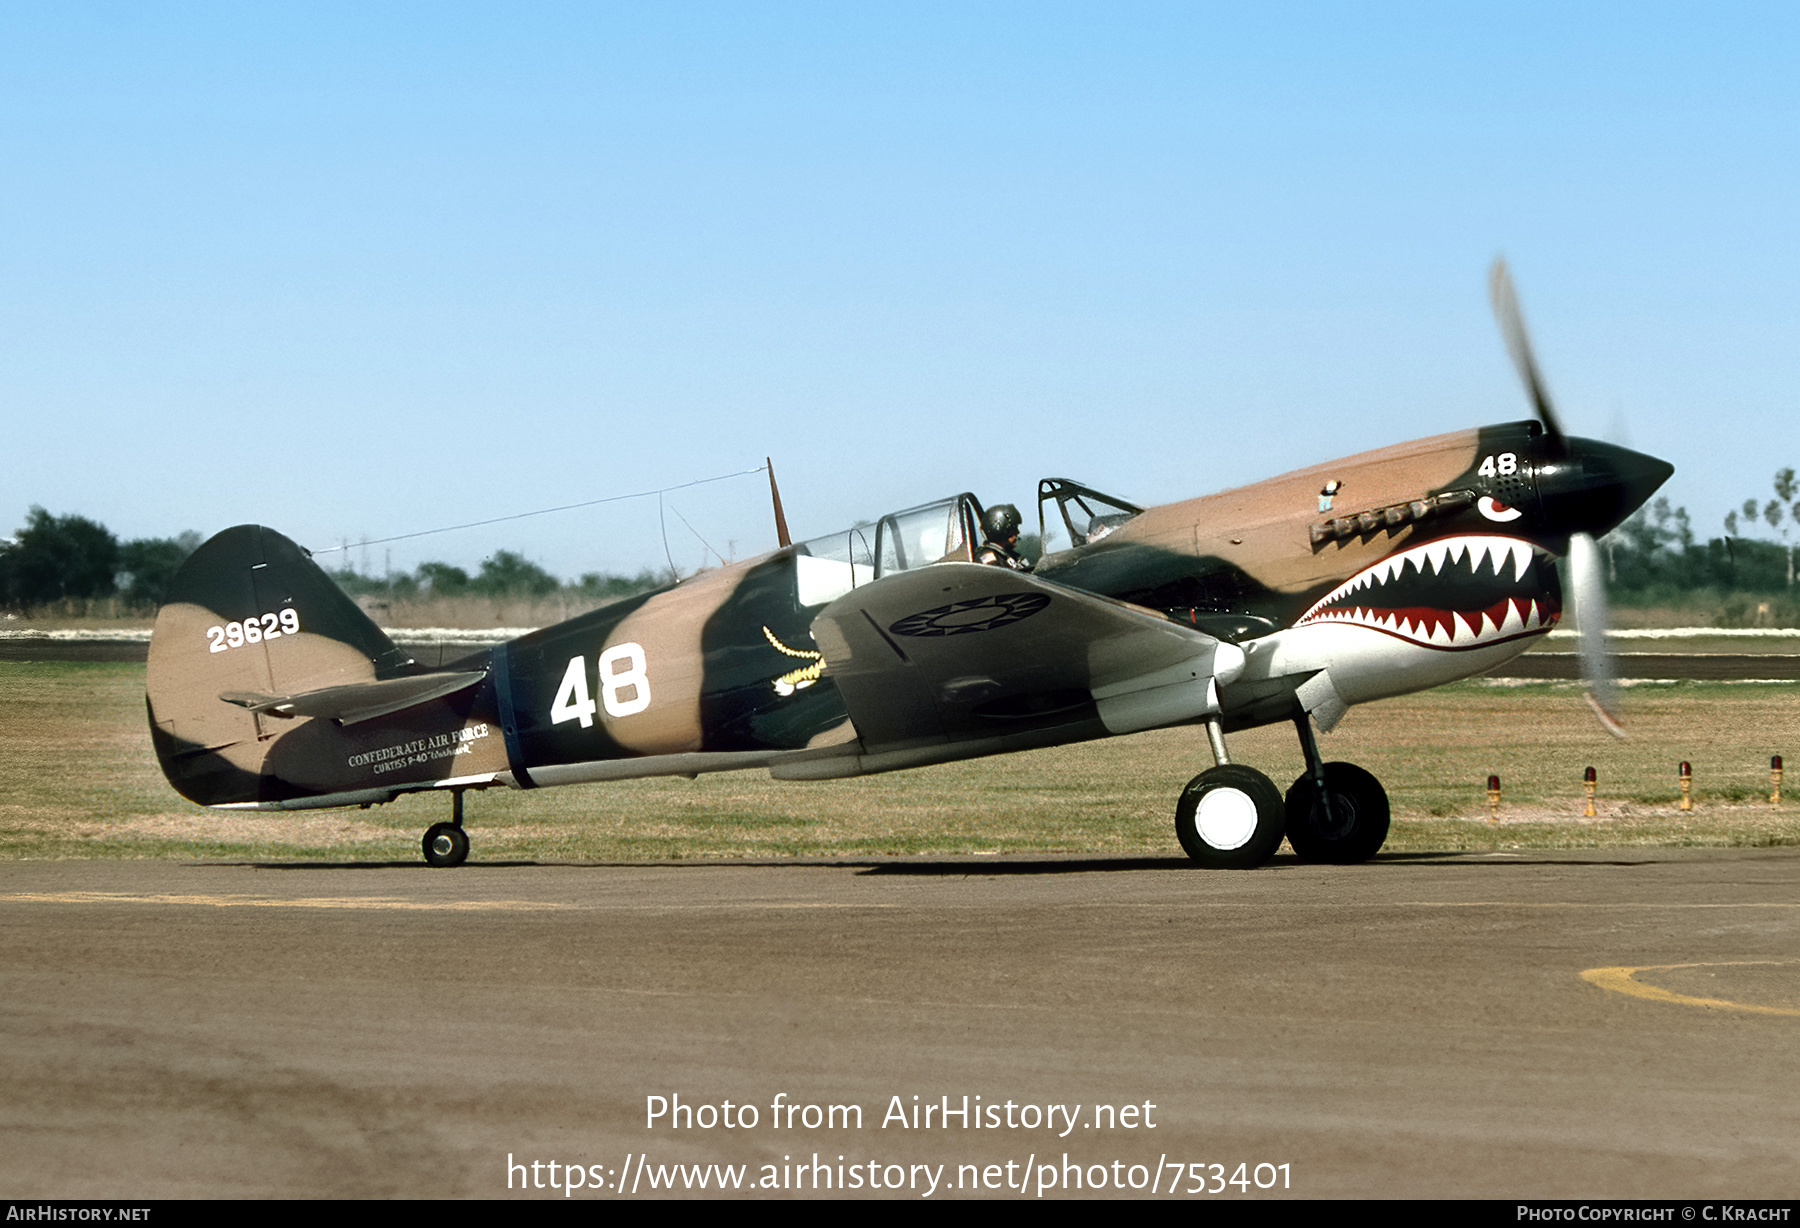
[1284,762,1390,864]
[1174,764,1286,868]
[423,822,469,868]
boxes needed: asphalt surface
[2,850,1797,1199]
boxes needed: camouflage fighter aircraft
[145,263,1672,868]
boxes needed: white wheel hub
[1195,787,1259,850]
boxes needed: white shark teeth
[1304,534,1544,617]
[1297,534,1557,646]
[1508,539,1533,581]
[1445,535,1537,582]
[1461,538,1493,579]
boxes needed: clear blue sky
[3,3,1795,580]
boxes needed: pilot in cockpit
[975,504,1034,573]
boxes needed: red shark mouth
[1296,534,1562,650]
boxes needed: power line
[308,465,768,556]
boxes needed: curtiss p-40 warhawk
[146,264,1672,868]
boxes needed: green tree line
[1604,498,1793,618]
[328,550,664,604]
[7,480,1799,623]
[1584,465,1800,625]
[0,508,663,614]
[0,508,201,613]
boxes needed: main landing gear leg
[423,789,471,868]
[1283,713,1390,864]
[1174,716,1285,869]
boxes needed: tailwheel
[1284,762,1390,864]
[1174,764,1286,869]
[423,821,469,868]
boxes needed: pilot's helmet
[983,504,1022,542]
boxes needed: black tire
[1284,762,1390,864]
[1174,764,1286,869]
[423,822,469,868]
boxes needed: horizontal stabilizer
[219,669,488,726]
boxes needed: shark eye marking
[1296,534,1560,650]
[1477,496,1523,522]
[890,593,1051,637]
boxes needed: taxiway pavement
[2,850,1796,1199]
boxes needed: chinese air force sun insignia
[889,592,1051,638]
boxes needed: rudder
[146,526,415,805]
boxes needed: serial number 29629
[207,609,301,652]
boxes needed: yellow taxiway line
[1581,961,1800,1017]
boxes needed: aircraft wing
[809,563,1244,752]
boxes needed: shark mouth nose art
[1297,534,1561,650]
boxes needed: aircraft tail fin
[146,525,418,805]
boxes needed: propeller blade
[1488,258,1567,450]
[1568,531,1624,737]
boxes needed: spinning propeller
[1488,259,1626,736]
